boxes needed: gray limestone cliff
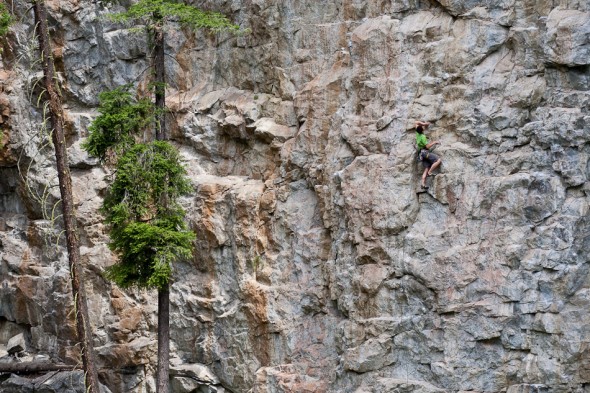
[1,0,589,392]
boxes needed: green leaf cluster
[102,141,195,289]
[82,85,155,162]
[0,2,13,37]
[109,0,241,33]
[104,220,194,288]
[84,86,195,290]
[104,141,192,223]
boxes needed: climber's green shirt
[416,132,428,150]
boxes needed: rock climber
[415,120,441,189]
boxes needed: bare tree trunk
[156,286,170,393]
[153,16,170,393]
[32,2,100,392]
[154,22,166,141]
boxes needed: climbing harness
[419,148,430,161]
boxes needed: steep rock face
[1,0,589,392]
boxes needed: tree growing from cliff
[85,86,196,393]
[93,3,241,391]
[31,1,100,391]
[83,89,194,289]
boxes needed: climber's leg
[428,158,441,175]
[421,167,429,188]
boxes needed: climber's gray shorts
[421,151,440,168]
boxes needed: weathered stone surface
[252,117,296,143]
[355,377,446,393]
[169,363,227,393]
[170,363,219,385]
[6,333,26,354]
[170,376,224,393]
[0,371,113,393]
[343,335,395,372]
[544,9,590,66]
[1,0,590,392]
[375,115,392,131]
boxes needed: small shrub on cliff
[0,2,13,37]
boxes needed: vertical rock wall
[0,0,589,392]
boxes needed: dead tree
[32,1,100,391]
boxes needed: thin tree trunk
[153,15,170,393]
[154,22,166,141]
[156,286,170,393]
[32,2,100,392]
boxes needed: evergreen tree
[92,4,241,391]
[84,89,192,393]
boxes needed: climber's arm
[425,140,440,149]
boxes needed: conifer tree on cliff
[31,1,100,392]
[85,2,240,391]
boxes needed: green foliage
[104,220,194,288]
[0,2,13,37]
[250,254,263,276]
[109,0,241,33]
[82,85,155,162]
[88,0,238,293]
[102,141,195,289]
[103,141,192,222]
